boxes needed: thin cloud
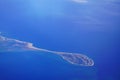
[72,0,88,3]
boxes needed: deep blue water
[0,52,96,80]
[0,0,120,80]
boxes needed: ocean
[0,0,120,80]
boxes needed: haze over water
[0,0,120,80]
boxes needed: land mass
[0,35,94,66]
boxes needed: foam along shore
[0,35,94,66]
